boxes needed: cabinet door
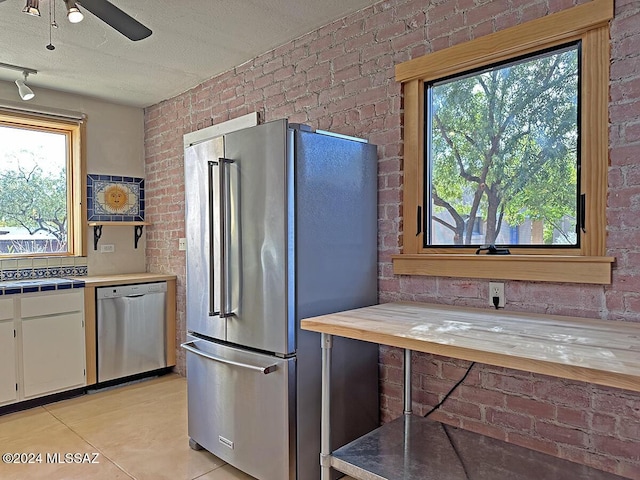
[0,314,17,406]
[21,311,86,398]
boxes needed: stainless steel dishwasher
[96,282,167,383]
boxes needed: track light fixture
[64,0,84,23]
[15,72,35,101]
[0,63,38,101]
[22,0,40,16]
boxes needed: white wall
[0,80,146,275]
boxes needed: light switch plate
[100,244,115,253]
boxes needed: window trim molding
[393,0,614,284]
[0,110,86,257]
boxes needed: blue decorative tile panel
[87,174,145,222]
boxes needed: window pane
[427,44,579,247]
[0,125,68,255]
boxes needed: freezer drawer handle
[181,341,278,375]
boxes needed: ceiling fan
[1,0,152,41]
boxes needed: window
[0,110,85,257]
[427,43,580,248]
[393,0,614,284]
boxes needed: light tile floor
[0,374,266,480]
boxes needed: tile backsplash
[0,257,88,281]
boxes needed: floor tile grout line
[191,464,226,480]
[42,406,137,480]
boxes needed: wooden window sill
[391,254,614,284]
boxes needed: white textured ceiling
[0,0,375,107]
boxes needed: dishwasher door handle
[125,294,145,298]
[181,341,278,374]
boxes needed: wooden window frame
[393,0,614,284]
[0,111,86,257]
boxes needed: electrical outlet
[100,244,115,253]
[178,238,187,251]
[489,282,505,308]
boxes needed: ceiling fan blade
[77,0,152,41]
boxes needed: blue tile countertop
[0,278,85,296]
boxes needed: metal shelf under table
[330,414,464,480]
[328,414,625,480]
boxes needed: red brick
[519,2,549,23]
[412,352,440,376]
[483,372,535,396]
[440,398,482,420]
[428,1,457,21]
[592,434,640,461]
[505,395,555,419]
[364,8,394,32]
[535,421,588,447]
[533,380,591,408]
[307,33,332,55]
[457,385,506,407]
[334,65,361,83]
[335,19,365,42]
[619,420,640,440]
[487,408,533,430]
[318,46,345,63]
[376,22,406,42]
[556,406,590,429]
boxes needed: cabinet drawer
[0,298,13,321]
[185,338,294,480]
[21,291,83,318]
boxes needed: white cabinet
[0,299,17,406]
[20,291,86,399]
[0,289,86,407]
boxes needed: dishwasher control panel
[96,281,167,299]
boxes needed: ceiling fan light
[22,0,40,16]
[15,78,35,101]
[65,1,84,23]
[67,7,84,23]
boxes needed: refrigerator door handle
[181,341,278,374]
[218,157,235,318]
[207,160,220,317]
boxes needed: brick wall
[144,0,640,477]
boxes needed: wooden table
[301,301,640,480]
[302,301,640,392]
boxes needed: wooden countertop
[301,302,640,393]
[72,273,177,287]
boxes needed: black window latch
[475,244,511,255]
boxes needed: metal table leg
[404,349,412,415]
[320,333,333,480]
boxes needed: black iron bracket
[93,225,103,250]
[134,225,144,249]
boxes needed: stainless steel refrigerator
[182,119,379,480]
